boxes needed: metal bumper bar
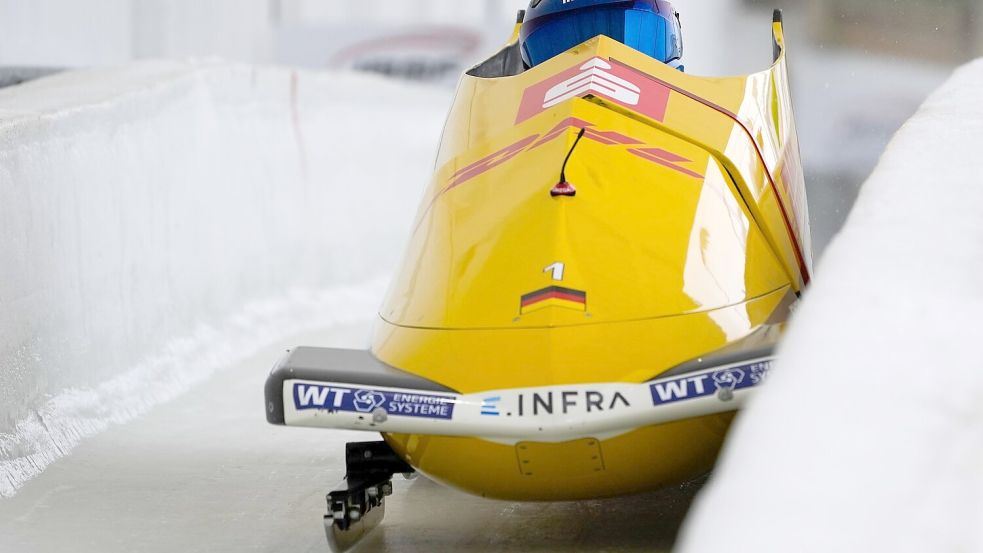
[265,346,774,443]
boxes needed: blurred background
[0,0,975,257]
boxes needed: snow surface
[678,59,983,552]
[0,62,449,498]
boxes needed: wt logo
[650,375,710,405]
[353,390,386,413]
[648,359,774,407]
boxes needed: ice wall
[0,62,449,497]
[678,59,983,552]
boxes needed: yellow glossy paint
[372,18,810,500]
[384,413,735,501]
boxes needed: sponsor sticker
[293,383,456,420]
[649,360,773,406]
[516,57,670,124]
[481,396,501,416]
[479,389,631,418]
[520,285,587,315]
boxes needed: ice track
[0,321,697,553]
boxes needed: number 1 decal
[544,262,565,281]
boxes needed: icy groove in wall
[0,61,448,496]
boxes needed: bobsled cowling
[267,13,811,501]
[374,22,810,397]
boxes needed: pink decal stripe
[635,147,690,163]
[628,149,704,179]
[530,117,595,149]
[448,134,540,188]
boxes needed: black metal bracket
[326,441,414,532]
[773,9,784,63]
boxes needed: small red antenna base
[550,181,577,197]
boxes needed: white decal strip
[281,358,773,444]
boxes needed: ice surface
[0,62,449,497]
[0,323,696,553]
[678,59,983,552]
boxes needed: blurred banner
[270,1,518,86]
[807,0,980,63]
[0,0,523,84]
[274,23,493,86]
[745,0,982,63]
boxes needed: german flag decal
[520,286,587,315]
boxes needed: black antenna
[773,9,783,63]
[559,128,587,183]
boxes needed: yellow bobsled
[265,9,811,547]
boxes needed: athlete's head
[520,0,683,69]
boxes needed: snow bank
[678,60,983,552]
[0,62,449,497]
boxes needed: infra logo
[481,396,502,416]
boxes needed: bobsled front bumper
[265,346,774,443]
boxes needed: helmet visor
[521,5,681,67]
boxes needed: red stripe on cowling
[530,117,595,150]
[609,58,811,286]
[628,148,704,179]
[635,147,690,163]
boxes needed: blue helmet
[520,0,683,69]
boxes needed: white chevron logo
[542,58,641,109]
